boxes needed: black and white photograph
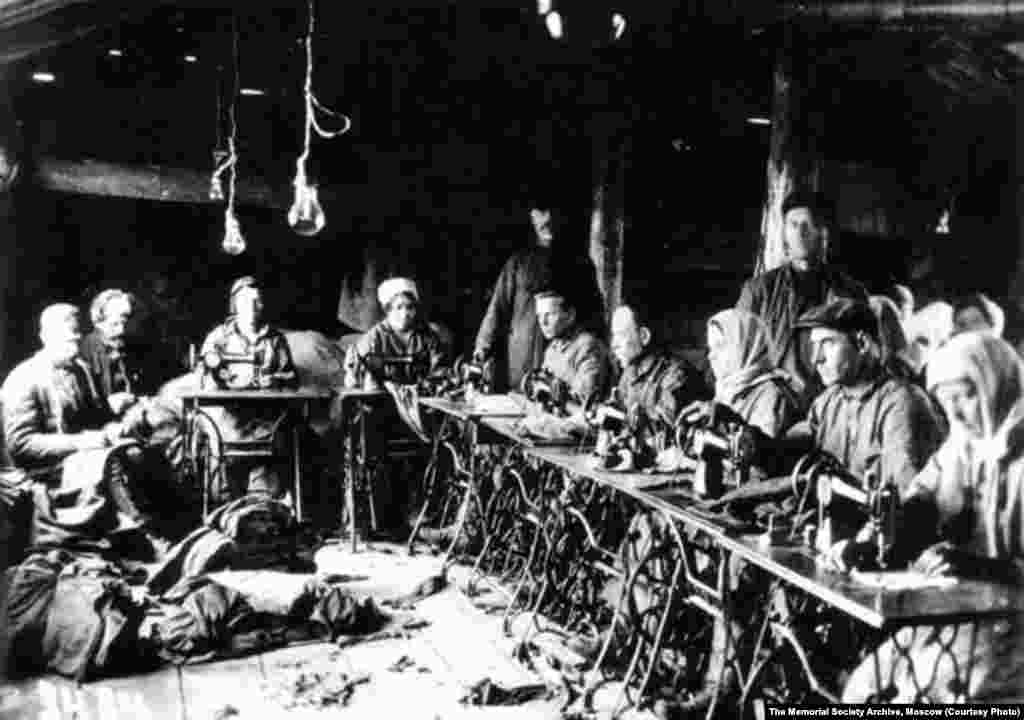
[0,1,1023,718]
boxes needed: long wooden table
[482,415,1024,630]
[419,398,1024,709]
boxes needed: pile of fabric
[3,495,392,682]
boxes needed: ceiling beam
[34,156,289,208]
[0,0,162,65]
[784,1,1024,28]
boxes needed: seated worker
[199,276,297,391]
[80,288,173,419]
[518,288,612,441]
[347,277,448,536]
[696,308,801,438]
[472,202,605,392]
[653,302,945,717]
[610,302,708,425]
[2,304,176,557]
[350,277,447,390]
[674,308,802,481]
[788,298,945,495]
[536,288,612,406]
[842,333,1024,702]
[198,277,298,500]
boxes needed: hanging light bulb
[288,0,350,237]
[611,12,627,41]
[287,163,325,236]
[545,11,564,39]
[222,208,246,255]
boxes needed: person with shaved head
[1,304,174,558]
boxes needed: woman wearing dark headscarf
[843,333,1024,702]
[704,308,801,439]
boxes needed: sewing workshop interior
[0,1,1023,718]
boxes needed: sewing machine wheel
[189,412,226,514]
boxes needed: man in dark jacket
[2,305,167,555]
[737,191,868,409]
[473,205,604,392]
[80,289,171,420]
[610,302,708,425]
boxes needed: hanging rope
[220,13,245,255]
[295,0,350,183]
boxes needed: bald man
[2,304,170,556]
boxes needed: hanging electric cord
[220,13,245,255]
[288,0,351,236]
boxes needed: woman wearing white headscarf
[700,308,801,439]
[843,333,1024,702]
[350,277,448,389]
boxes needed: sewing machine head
[521,368,572,415]
[430,355,494,400]
[803,454,897,569]
[674,411,755,497]
[585,397,666,471]
[359,352,432,387]
[197,346,265,390]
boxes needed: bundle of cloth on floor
[4,495,389,683]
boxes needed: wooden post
[1009,78,1024,331]
[757,27,828,273]
[588,129,627,325]
[0,69,20,379]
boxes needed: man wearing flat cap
[786,298,944,496]
[737,191,868,409]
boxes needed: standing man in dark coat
[737,191,868,409]
[473,204,604,392]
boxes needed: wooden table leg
[293,423,303,523]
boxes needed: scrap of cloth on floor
[459,677,556,706]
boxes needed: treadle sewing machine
[796,453,898,569]
[584,395,662,471]
[673,406,755,498]
[520,368,578,416]
[193,345,274,390]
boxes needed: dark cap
[782,190,833,225]
[794,298,878,340]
